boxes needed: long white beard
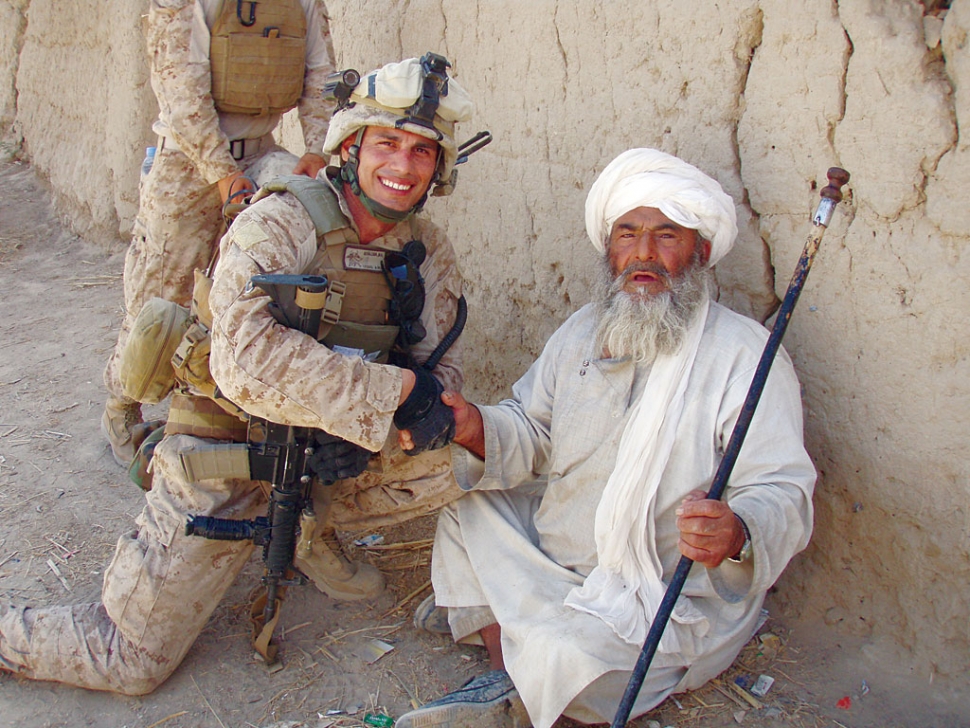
[594,259,711,363]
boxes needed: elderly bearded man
[396,148,816,728]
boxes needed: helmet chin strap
[339,129,432,224]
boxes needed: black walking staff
[610,167,850,728]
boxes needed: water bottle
[140,146,156,180]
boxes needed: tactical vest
[209,0,307,115]
[122,177,413,435]
[169,179,410,483]
[122,179,436,495]
[262,176,400,359]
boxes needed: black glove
[393,367,455,456]
[307,430,373,483]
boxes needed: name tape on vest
[344,246,386,272]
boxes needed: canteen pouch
[120,297,192,404]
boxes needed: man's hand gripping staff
[185,274,370,664]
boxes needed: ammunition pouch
[178,441,253,483]
[175,426,367,485]
[166,393,252,483]
[209,0,307,115]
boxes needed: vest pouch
[170,319,250,420]
[191,267,215,328]
[322,322,399,364]
[171,270,216,401]
[210,34,306,115]
[120,298,192,404]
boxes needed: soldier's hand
[394,368,455,456]
[292,152,327,178]
[217,170,256,205]
[308,431,373,484]
[398,390,484,459]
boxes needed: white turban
[584,148,738,267]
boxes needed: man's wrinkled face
[596,206,712,362]
[607,207,710,297]
[342,127,439,213]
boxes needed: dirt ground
[0,159,961,728]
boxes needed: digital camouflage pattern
[0,181,466,693]
[0,426,457,692]
[209,180,464,451]
[104,0,334,403]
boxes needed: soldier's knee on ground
[0,602,180,696]
[112,663,177,696]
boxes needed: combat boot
[100,396,144,468]
[294,527,385,601]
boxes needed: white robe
[432,301,816,728]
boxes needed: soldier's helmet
[323,53,474,219]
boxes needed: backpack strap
[258,175,352,241]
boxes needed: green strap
[260,175,350,239]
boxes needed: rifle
[185,273,330,664]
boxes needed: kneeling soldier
[0,53,480,695]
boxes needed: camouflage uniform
[103,0,334,409]
[0,179,464,694]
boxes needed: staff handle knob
[821,167,850,203]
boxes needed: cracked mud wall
[0,0,26,155]
[1,0,968,697]
[2,0,157,240]
[741,0,969,687]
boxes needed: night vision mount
[324,53,493,205]
[401,52,451,138]
[322,68,361,111]
[322,52,452,140]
